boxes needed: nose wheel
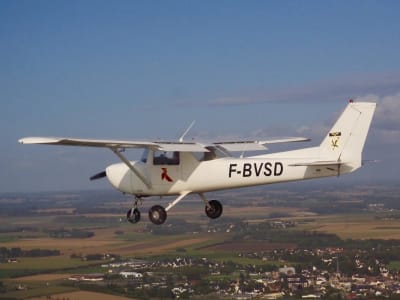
[205,199,223,219]
[127,208,141,224]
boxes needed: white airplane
[19,101,376,225]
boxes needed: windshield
[140,148,149,163]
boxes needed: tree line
[0,247,60,259]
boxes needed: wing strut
[165,191,191,212]
[179,121,196,142]
[110,148,151,189]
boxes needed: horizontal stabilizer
[289,160,342,167]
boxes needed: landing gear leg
[127,196,142,224]
[199,193,223,219]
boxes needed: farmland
[1,183,400,299]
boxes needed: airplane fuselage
[105,150,346,196]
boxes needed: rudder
[319,101,376,170]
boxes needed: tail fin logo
[329,132,341,150]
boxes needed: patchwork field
[294,213,400,239]
[2,186,400,299]
[27,291,136,300]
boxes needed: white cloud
[253,92,400,147]
[353,93,400,145]
[206,72,400,106]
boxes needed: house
[279,267,295,275]
[68,274,104,282]
[286,275,309,291]
[120,271,143,279]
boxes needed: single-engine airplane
[19,101,376,225]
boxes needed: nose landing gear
[127,208,141,224]
[126,196,142,224]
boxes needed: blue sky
[1,1,399,192]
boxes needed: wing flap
[213,141,267,152]
[214,137,310,152]
[157,142,208,152]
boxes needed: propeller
[90,170,106,181]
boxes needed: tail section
[319,101,376,171]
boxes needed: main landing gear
[205,199,223,219]
[126,193,223,225]
[148,205,167,225]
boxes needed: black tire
[127,208,141,224]
[205,200,223,219]
[148,205,167,225]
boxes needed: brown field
[29,290,136,300]
[0,230,214,256]
[4,208,400,258]
[35,208,75,214]
[7,273,72,282]
[0,237,117,254]
[112,236,211,255]
[294,214,400,239]
[173,205,309,218]
[199,241,296,252]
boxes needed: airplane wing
[19,136,309,153]
[18,137,208,152]
[19,137,159,148]
[213,137,310,152]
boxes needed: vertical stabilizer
[319,101,376,170]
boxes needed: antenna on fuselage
[179,121,196,142]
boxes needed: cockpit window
[153,151,180,165]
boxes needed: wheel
[148,205,167,225]
[205,200,223,219]
[127,208,141,224]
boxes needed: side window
[153,151,180,165]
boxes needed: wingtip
[18,137,61,145]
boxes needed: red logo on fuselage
[161,168,173,182]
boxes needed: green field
[0,257,105,279]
